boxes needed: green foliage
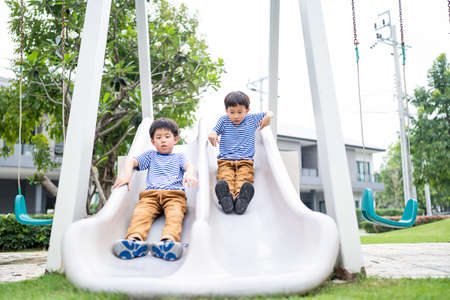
[1,0,225,203]
[409,53,450,212]
[0,214,52,251]
[374,142,404,209]
[1,274,449,300]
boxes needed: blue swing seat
[15,194,53,226]
[361,188,417,228]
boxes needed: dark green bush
[0,214,52,251]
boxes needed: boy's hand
[259,111,273,130]
[113,175,132,191]
[208,131,219,147]
[183,173,198,187]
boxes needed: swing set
[14,0,68,226]
[351,0,418,228]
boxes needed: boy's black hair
[149,118,179,139]
[224,91,250,109]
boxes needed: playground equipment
[13,0,60,226]
[43,0,364,296]
[62,118,339,297]
[361,189,417,228]
[351,0,418,228]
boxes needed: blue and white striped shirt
[136,150,187,191]
[213,112,266,160]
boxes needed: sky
[0,0,449,170]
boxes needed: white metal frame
[47,0,363,275]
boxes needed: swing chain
[351,0,359,46]
[351,0,360,63]
[17,0,25,195]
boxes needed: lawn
[0,273,449,300]
[361,218,450,244]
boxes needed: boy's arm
[183,162,199,187]
[258,110,274,130]
[112,157,139,191]
[209,116,224,147]
[208,131,219,147]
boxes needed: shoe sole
[112,240,149,259]
[235,182,254,214]
[149,240,183,261]
[215,180,234,213]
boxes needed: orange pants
[125,190,187,242]
[217,159,254,198]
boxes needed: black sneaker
[215,180,234,214]
[235,182,254,214]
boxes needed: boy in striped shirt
[208,91,273,214]
[112,118,198,261]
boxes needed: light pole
[371,10,414,204]
[247,76,268,112]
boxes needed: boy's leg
[159,191,187,242]
[113,190,161,259]
[216,160,236,213]
[149,191,186,261]
[125,190,161,241]
[235,160,255,214]
[217,160,237,196]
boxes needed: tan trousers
[125,190,187,242]
[217,159,254,198]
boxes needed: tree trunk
[91,166,107,211]
[40,174,58,197]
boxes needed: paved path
[0,251,47,282]
[0,243,449,282]
[362,243,450,278]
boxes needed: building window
[356,161,371,182]
[355,200,359,208]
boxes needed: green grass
[361,218,450,244]
[0,274,449,300]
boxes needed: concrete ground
[1,243,449,282]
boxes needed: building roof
[277,123,385,152]
[0,76,11,87]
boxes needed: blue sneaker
[149,240,183,261]
[112,239,149,259]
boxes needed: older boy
[112,118,198,261]
[208,91,272,214]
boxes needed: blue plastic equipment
[361,188,417,228]
[15,194,53,226]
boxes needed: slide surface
[62,118,339,297]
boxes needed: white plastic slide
[62,118,339,297]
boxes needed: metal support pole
[298,0,363,273]
[391,25,411,205]
[268,0,280,138]
[425,183,432,216]
[47,0,112,272]
[135,0,153,119]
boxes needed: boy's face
[151,128,179,154]
[226,105,249,125]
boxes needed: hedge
[0,214,52,251]
[363,215,450,233]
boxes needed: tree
[374,140,443,212]
[374,142,404,209]
[0,0,224,212]
[409,53,450,212]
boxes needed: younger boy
[112,118,198,261]
[208,91,272,214]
